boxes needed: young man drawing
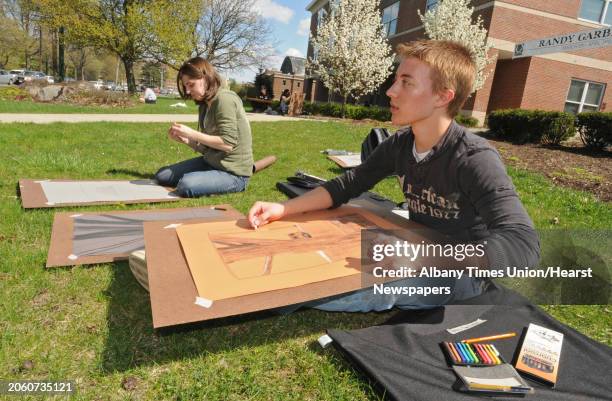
[247,40,540,312]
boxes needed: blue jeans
[278,277,485,314]
[155,157,249,198]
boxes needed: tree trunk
[39,25,43,71]
[342,94,347,119]
[122,58,137,94]
[52,29,58,77]
[58,27,65,83]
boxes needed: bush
[576,112,612,150]
[62,87,135,107]
[302,101,391,121]
[455,114,479,127]
[487,109,575,144]
[302,101,478,125]
[0,86,29,101]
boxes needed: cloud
[285,48,304,58]
[253,0,294,24]
[297,18,310,36]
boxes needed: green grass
[0,120,610,400]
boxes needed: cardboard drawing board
[176,207,400,301]
[19,179,182,208]
[46,205,242,267]
[144,196,438,328]
[327,154,362,168]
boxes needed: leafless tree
[193,0,275,71]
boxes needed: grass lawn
[0,120,610,400]
[0,94,254,114]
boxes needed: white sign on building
[513,27,612,59]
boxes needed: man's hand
[247,201,286,229]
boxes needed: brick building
[304,0,611,124]
[257,56,306,100]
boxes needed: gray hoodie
[322,121,540,270]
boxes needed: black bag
[276,172,327,198]
[361,128,391,162]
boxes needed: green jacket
[195,89,254,177]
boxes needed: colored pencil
[455,342,470,363]
[466,343,481,363]
[474,344,489,364]
[480,344,494,364]
[463,332,516,344]
[445,342,461,363]
[490,344,504,364]
[449,343,462,363]
[459,342,476,364]
[485,344,501,364]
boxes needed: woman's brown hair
[176,57,222,105]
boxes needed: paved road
[0,112,314,124]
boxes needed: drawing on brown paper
[176,207,402,301]
[45,205,242,267]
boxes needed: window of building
[579,0,612,25]
[564,79,606,114]
[382,2,400,36]
[426,0,439,12]
[297,82,300,88]
[283,80,286,85]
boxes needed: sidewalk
[0,113,313,124]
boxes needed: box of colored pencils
[442,342,505,366]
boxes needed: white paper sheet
[40,180,178,204]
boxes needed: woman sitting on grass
[155,57,254,197]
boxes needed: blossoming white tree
[419,0,494,91]
[308,0,394,117]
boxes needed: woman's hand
[247,201,286,229]
[168,122,196,145]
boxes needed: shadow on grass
[100,262,393,373]
[105,169,155,179]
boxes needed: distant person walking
[280,89,290,115]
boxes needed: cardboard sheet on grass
[19,179,181,208]
[144,199,433,328]
[46,205,242,267]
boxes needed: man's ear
[435,88,456,109]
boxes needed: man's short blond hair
[396,40,476,117]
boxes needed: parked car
[0,69,17,85]
[30,71,54,84]
[9,69,27,84]
[112,83,128,92]
[88,80,104,90]
[22,70,37,83]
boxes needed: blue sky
[227,0,312,83]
